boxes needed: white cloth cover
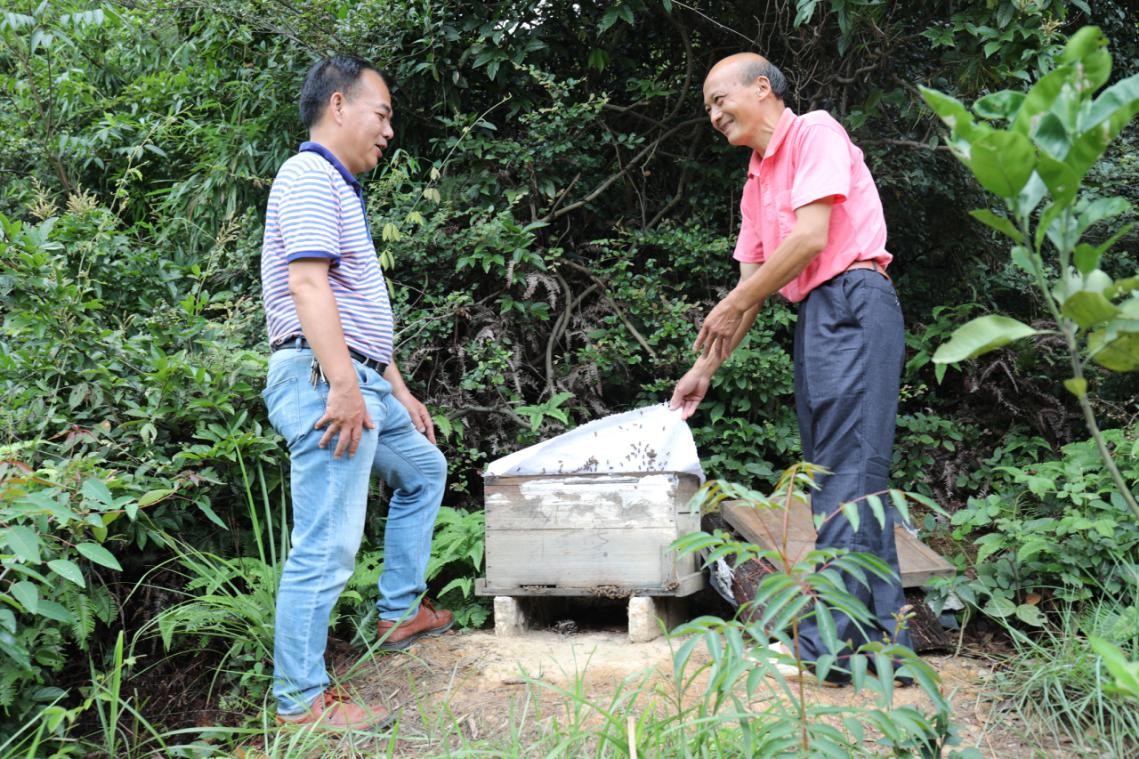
[484,403,705,481]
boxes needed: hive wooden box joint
[476,471,706,598]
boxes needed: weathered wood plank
[484,472,700,530]
[476,572,705,597]
[486,527,693,587]
[721,498,954,588]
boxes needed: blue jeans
[261,347,447,714]
[791,269,912,673]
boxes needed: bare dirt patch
[342,629,1071,757]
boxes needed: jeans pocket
[262,376,302,445]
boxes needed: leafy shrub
[929,426,1139,626]
[0,458,129,735]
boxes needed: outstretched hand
[669,370,711,420]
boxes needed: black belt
[270,336,389,375]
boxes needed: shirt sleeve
[790,124,851,210]
[278,169,342,264]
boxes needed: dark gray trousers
[791,268,911,670]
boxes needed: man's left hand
[395,391,437,444]
[694,295,747,361]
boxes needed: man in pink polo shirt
[670,53,911,685]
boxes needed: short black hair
[740,58,788,100]
[298,55,390,129]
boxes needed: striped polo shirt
[261,142,394,364]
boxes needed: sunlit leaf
[76,542,123,571]
[969,209,1023,243]
[1064,377,1088,397]
[973,90,1025,121]
[47,559,85,588]
[1062,291,1121,329]
[138,488,174,508]
[971,130,1035,198]
[933,315,1042,364]
[1060,26,1108,65]
[1088,323,1139,371]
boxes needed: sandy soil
[333,627,1076,758]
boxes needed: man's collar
[748,108,796,177]
[764,107,796,158]
[299,141,362,191]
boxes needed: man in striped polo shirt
[260,55,451,730]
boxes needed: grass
[993,597,1139,758]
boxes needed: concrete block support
[627,596,662,643]
[494,596,528,637]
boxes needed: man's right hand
[315,382,376,458]
[669,369,711,420]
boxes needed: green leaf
[1063,378,1088,397]
[1063,290,1121,329]
[969,209,1023,243]
[919,85,992,153]
[970,130,1035,198]
[1032,113,1069,160]
[982,596,1016,619]
[1080,48,1113,94]
[793,0,821,27]
[1012,65,1071,137]
[1088,323,1139,371]
[1010,245,1037,277]
[11,580,39,614]
[1091,636,1139,701]
[137,488,174,508]
[1015,603,1046,626]
[973,90,1025,121]
[1068,73,1139,180]
[1060,26,1108,66]
[196,501,229,530]
[598,5,621,33]
[1076,197,1131,240]
[2,525,41,564]
[1077,224,1133,276]
[35,599,75,623]
[76,542,123,571]
[933,315,1042,364]
[81,478,113,506]
[47,559,86,588]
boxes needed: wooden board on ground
[721,497,954,588]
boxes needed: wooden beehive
[476,471,705,597]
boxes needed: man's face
[703,66,763,147]
[336,69,395,174]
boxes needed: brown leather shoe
[376,599,454,651]
[275,687,393,731]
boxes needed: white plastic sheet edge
[484,403,705,481]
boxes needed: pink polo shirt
[732,108,891,303]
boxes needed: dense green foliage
[1,0,1138,754]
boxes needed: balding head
[702,53,787,151]
[706,53,788,100]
